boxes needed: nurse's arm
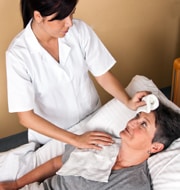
[17,111,113,150]
[95,71,147,110]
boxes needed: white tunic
[6,19,116,143]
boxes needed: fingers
[89,131,114,144]
[77,131,114,150]
[136,100,146,107]
[135,91,151,100]
[128,91,152,110]
[88,131,113,140]
[84,143,103,151]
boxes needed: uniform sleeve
[6,50,34,112]
[76,20,116,76]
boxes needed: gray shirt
[42,145,151,190]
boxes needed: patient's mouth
[125,127,131,136]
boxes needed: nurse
[6,0,147,149]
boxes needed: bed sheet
[0,115,91,181]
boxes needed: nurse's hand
[127,91,150,110]
[74,131,114,150]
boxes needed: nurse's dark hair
[152,102,180,151]
[20,0,78,28]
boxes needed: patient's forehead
[129,111,156,125]
[140,111,155,118]
[139,111,155,125]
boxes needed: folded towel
[137,94,159,113]
[56,138,120,182]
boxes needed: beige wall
[0,0,180,138]
[0,0,25,138]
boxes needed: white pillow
[125,75,179,112]
[148,138,180,190]
[84,98,136,137]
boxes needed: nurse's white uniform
[6,19,116,144]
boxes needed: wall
[0,0,25,138]
[0,0,180,138]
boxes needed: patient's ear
[150,142,164,154]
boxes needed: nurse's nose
[65,16,73,27]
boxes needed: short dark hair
[20,0,78,28]
[152,102,180,150]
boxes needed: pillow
[148,138,180,190]
[84,98,136,137]
[125,75,179,112]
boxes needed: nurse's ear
[33,11,43,24]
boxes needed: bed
[0,75,180,190]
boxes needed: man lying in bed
[0,101,180,190]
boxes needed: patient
[0,102,180,190]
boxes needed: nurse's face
[34,8,76,38]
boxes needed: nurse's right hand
[74,131,114,150]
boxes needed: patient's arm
[0,155,62,190]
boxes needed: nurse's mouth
[59,30,69,37]
[61,31,67,35]
[63,29,69,34]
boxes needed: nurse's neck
[31,20,60,63]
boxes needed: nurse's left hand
[74,131,114,150]
[127,91,150,110]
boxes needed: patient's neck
[112,145,149,170]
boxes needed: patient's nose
[129,119,139,129]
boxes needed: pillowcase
[148,138,180,190]
[84,97,136,137]
[125,75,179,112]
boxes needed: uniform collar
[24,20,42,54]
[24,19,71,62]
[58,38,71,65]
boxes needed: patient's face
[120,112,156,150]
